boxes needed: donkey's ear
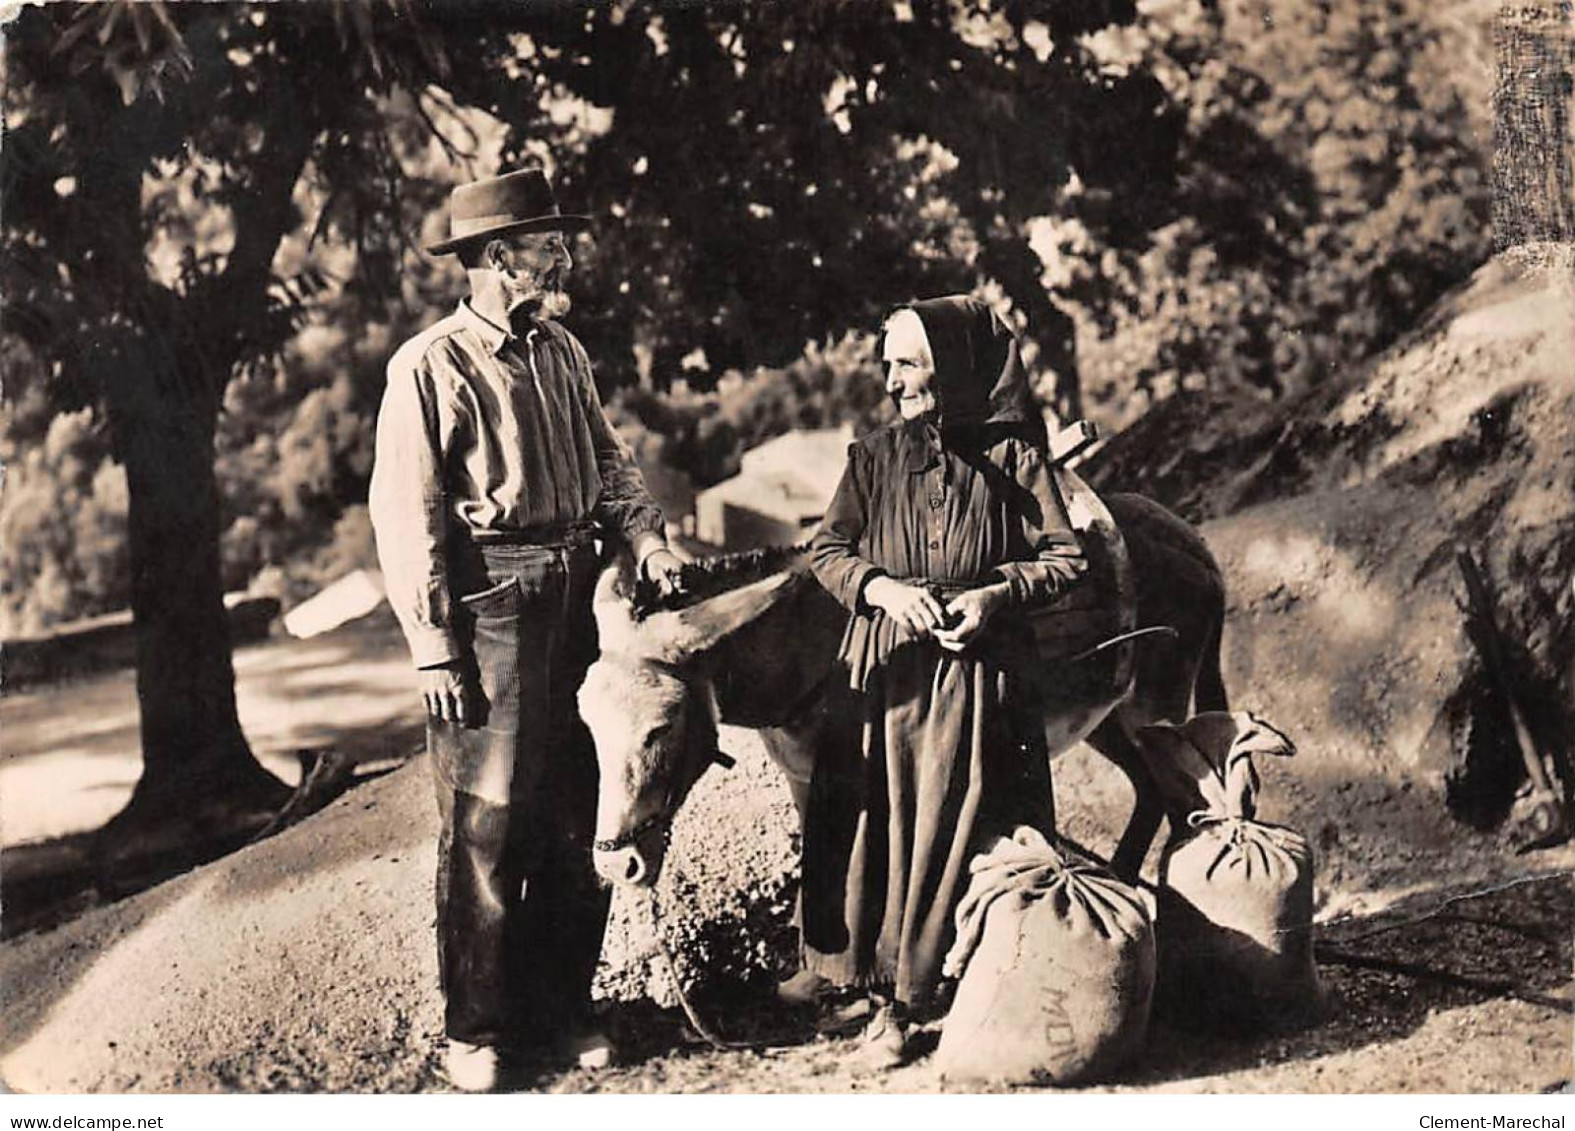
[640,571,799,663]
[594,545,639,606]
[592,547,642,655]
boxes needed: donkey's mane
[630,540,811,620]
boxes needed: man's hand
[419,662,478,726]
[934,583,1009,653]
[640,547,687,599]
[864,577,946,638]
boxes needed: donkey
[578,469,1228,888]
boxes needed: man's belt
[466,519,599,549]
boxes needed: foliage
[0,355,128,635]
[1064,0,1492,424]
[0,0,1498,638]
[1,1,460,643]
[385,0,1297,427]
[608,333,890,490]
[0,0,498,825]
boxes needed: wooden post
[1455,547,1571,850]
[1493,5,1575,258]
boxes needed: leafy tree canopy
[2,0,1492,638]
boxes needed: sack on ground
[1136,711,1320,1026]
[936,828,1155,1085]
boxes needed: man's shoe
[776,968,833,1008]
[444,1040,500,1092]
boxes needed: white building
[693,425,854,550]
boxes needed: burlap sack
[936,829,1155,1085]
[1137,712,1321,1026]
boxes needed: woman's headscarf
[884,295,1045,459]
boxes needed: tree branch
[205,106,317,387]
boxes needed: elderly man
[369,167,684,1091]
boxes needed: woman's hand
[864,577,947,638]
[934,583,1010,653]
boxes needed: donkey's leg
[758,727,813,822]
[1088,717,1166,882]
[1191,610,1229,715]
[1093,612,1224,881]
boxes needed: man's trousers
[428,538,608,1048]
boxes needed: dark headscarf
[884,295,1045,464]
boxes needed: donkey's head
[580,552,799,887]
[580,654,720,885]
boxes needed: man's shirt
[369,300,664,668]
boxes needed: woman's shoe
[854,1003,909,1072]
[814,993,874,1036]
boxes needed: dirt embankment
[1085,258,1575,906]
[2,257,1571,1094]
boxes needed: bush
[0,0,1495,631]
[1062,0,1492,429]
[0,400,128,635]
[610,333,890,490]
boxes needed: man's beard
[506,283,572,323]
[537,288,572,320]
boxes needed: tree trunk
[95,356,289,882]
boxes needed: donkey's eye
[644,724,672,744]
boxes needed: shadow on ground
[1129,873,1572,1088]
[515,871,1571,1095]
[0,717,424,940]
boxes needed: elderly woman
[800,295,1088,1066]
